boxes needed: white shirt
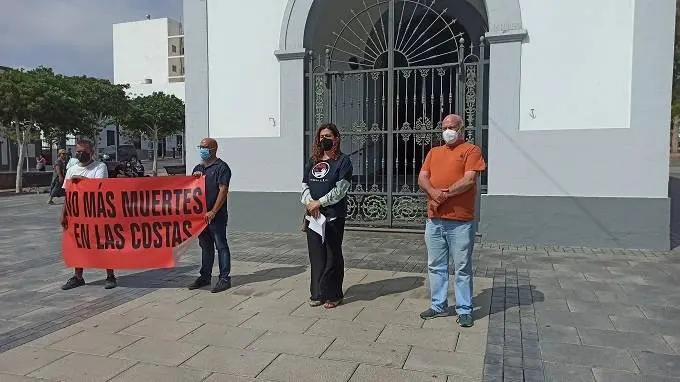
[65,157,79,170]
[63,161,108,188]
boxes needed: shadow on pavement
[472,285,545,320]
[343,276,425,305]
[91,265,306,290]
[342,278,545,322]
[670,176,680,249]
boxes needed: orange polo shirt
[421,142,486,221]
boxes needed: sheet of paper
[305,213,327,242]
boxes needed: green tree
[0,68,52,192]
[75,76,129,154]
[121,92,185,175]
[36,72,90,151]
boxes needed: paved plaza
[0,195,680,381]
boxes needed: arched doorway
[304,0,489,228]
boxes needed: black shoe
[211,279,231,293]
[457,314,474,328]
[188,277,211,290]
[104,276,117,289]
[419,308,449,320]
[61,276,85,290]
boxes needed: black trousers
[50,180,65,198]
[306,218,345,301]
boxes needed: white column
[484,30,526,194]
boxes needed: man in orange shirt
[417,114,486,327]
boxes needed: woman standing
[302,123,353,309]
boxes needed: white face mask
[442,129,460,144]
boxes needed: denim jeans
[198,218,231,282]
[425,218,475,315]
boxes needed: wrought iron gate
[306,0,488,228]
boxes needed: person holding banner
[60,139,117,290]
[301,123,353,309]
[187,138,233,293]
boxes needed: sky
[0,0,182,79]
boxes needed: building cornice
[485,29,528,44]
[274,49,307,61]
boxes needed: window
[106,130,115,146]
[171,45,177,53]
[172,65,177,73]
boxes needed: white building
[184,0,675,250]
[102,17,186,159]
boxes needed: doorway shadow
[90,265,306,290]
[669,176,680,249]
[343,276,425,305]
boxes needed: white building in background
[184,0,675,250]
[101,17,186,160]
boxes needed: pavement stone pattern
[0,194,678,381]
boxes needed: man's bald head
[442,114,463,131]
[200,138,218,150]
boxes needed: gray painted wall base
[226,191,671,250]
[480,194,670,250]
[227,192,301,234]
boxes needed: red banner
[61,176,208,269]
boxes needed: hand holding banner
[61,176,208,269]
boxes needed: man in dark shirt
[188,137,233,293]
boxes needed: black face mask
[320,138,334,151]
[76,152,91,164]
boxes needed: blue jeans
[425,218,475,315]
[198,218,231,282]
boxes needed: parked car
[99,145,138,162]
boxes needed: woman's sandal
[323,299,342,309]
[309,300,324,307]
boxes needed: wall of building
[113,18,170,86]
[184,0,209,170]
[201,0,302,192]
[112,18,186,160]
[186,0,675,247]
[206,1,283,140]
[480,0,674,249]
[167,18,183,37]
[488,0,673,198]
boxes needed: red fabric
[61,176,207,269]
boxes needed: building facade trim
[274,49,306,61]
[485,29,528,44]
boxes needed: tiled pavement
[0,195,680,381]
